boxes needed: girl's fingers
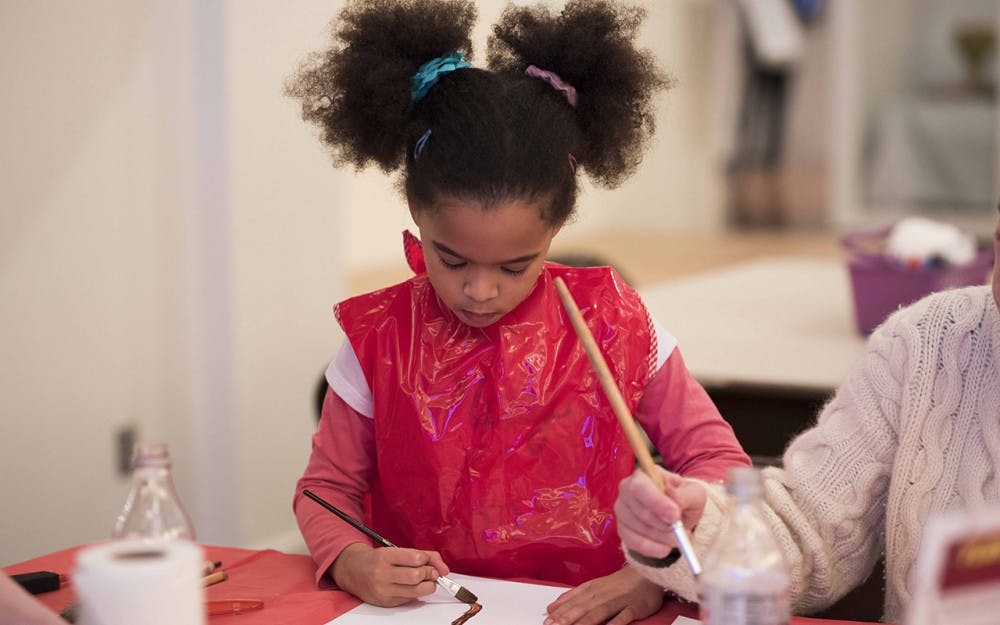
[387,579,440,600]
[385,563,440,586]
[372,548,441,587]
[423,550,450,577]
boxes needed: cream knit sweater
[627,286,1000,623]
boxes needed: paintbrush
[302,489,479,604]
[553,276,702,577]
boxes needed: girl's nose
[463,269,499,303]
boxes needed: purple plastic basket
[842,225,995,335]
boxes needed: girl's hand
[543,566,663,625]
[331,542,449,607]
[615,466,707,559]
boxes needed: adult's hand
[615,466,707,558]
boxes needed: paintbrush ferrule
[672,520,702,577]
[436,575,460,595]
[437,575,478,604]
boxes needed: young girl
[288,2,750,624]
[616,209,1000,623]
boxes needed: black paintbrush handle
[302,489,396,548]
[304,489,479,605]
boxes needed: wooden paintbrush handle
[555,277,703,577]
[553,277,664,491]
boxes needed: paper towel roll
[74,539,205,625]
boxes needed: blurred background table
[641,257,865,393]
[639,256,866,466]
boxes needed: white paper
[670,617,701,625]
[328,574,565,625]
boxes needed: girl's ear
[407,193,423,228]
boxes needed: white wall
[0,0,340,564]
[1,0,175,563]
[225,0,344,550]
[584,0,725,234]
[831,0,913,227]
[830,0,998,228]
[857,0,915,141]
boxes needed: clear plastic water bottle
[112,441,196,541]
[699,466,790,625]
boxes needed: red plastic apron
[334,233,655,585]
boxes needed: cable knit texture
[626,286,1000,623]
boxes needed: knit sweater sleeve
[626,318,907,613]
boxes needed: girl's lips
[461,310,498,326]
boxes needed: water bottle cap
[131,441,172,468]
[726,466,762,500]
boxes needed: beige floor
[348,227,843,294]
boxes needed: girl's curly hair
[286,0,669,226]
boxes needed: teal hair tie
[411,51,470,104]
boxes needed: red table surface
[5,545,876,625]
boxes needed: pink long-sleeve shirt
[293,347,749,585]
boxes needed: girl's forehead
[429,193,550,215]
[424,196,551,229]
[417,197,557,259]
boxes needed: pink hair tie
[525,65,577,108]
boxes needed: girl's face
[410,196,561,328]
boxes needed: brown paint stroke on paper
[451,602,482,625]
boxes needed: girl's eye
[438,254,527,275]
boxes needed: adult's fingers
[616,470,680,548]
[666,478,708,529]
